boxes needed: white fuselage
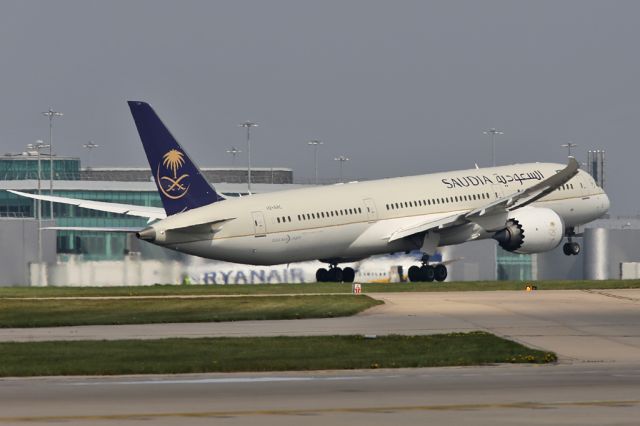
[147,162,609,265]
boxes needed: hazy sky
[1,1,638,214]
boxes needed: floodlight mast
[334,155,350,183]
[561,142,578,158]
[42,108,63,218]
[483,128,504,167]
[83,141,99,170]
[26,140,49,286]
[307,140,323,185]
[239,121,258,193]
[226,147,242,166]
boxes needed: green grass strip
[0,280,639,298]
[0,295,382,328]
[0,332,557,377]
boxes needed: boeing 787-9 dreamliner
[10,102,610,282]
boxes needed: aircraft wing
[7,190,166,221]
[466,157,580,217]
[387,212,466,242]
[387,157,579,242]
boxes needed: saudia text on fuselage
[441,170,545,189]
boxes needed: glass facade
[0,156,81,180]
[0,189,162,260]
[54,190,163,260]
[496,248,533,280]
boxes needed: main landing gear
[316,264,355,283]
[407,254,448,282]
[562,227,581,256]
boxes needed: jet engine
[492,207,564,254]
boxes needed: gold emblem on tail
[157,149,190,199]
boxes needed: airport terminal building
[0,151,295,261]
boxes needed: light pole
[561,142,578,158]
[83,141,99,170]
[226,147,242,166]
[483,128,504,167]
[26,140,49,286]
[334,155,350,183]
[42,108,63,218]
[238,121,258,193]
[307,140,323,185]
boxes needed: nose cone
[136,226,156,242]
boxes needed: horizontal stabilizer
[42,226,142,233]
[8,190,166,220]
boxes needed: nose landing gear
[562,228,581,256]
[563,242,580,256]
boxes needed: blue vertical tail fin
[128,101,223,216]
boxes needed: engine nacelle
[493,207,564,254]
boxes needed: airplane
[9,101,610,283]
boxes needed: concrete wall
[536,237,584,281]
[584,228,640,279]
[41,254,183,287]
[0,218,55,286]
[446,240,497,281]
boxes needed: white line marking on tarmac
[69,375,388,386]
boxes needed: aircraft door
[363,198,378,222]
[251,211,267,237]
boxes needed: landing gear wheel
[434,264,448,282]
[330,267,343,283]
[342,267,355,283]
[316,268,329,282]
[420,265,435,282]
[563,242,581,256]
[408,265,421,282]
[570,242,580,255]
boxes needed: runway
[2,288,640,424]
[1,364,640,425]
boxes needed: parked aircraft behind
[10,101,610,283]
